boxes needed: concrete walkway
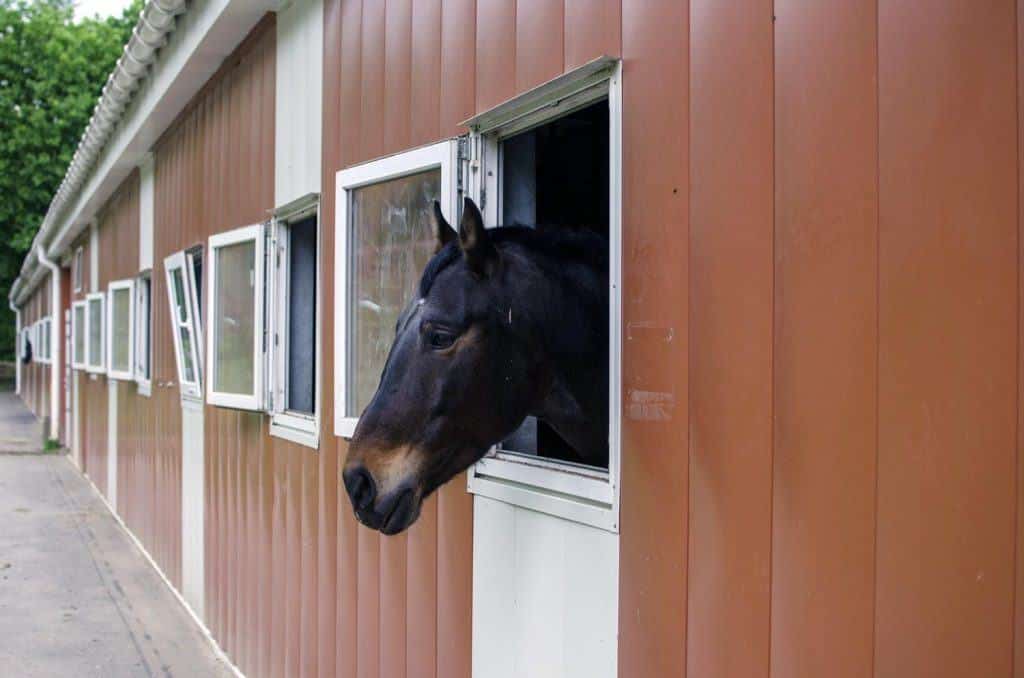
[0,391,44,452]
[0,396,233,677]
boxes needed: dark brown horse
[343,198,608,534]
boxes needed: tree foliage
[0,0,140,358]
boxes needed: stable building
[9,1,1024,677]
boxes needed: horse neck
[516,247,609,461]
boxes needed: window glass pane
[287,216,317,414]
[74,306,85,363]
[347,168,440,416]
[171,268,188,322]
[136,279,150,378]
[179,327,196,384]
[111,288,131,371]
[88,299,102,366]
[213,240,256,395]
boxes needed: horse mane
[419,225,608,297]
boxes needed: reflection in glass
[214,240,255,395]
[88,299,102,366]
[171,269,188,321]
[180,327,196,384]
[74,305,85,364]
[111,288,131,372]
[348,169,440,416]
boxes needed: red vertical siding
[772,2,879,677]
[687,2,773,677]
[876,2,1017,676]
[618,2,690,677]
[49,3,1024,678]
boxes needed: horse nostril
[343,466,377,511]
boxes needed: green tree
[0,0,140,359]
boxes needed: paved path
[0,395,233,677]
[0,391,44,452]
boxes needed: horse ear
[433,201,455,252]
[459,197,495,277]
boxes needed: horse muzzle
[343,464,422,535]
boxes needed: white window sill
[269,414,319,450]
[467,470,619,533]
[335,416,357,439]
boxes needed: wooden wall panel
[687,2,773,677]
[514,0,563,91]
[475,0,515,112]
[771,2,879,677]
[617,2,690,677]
[1018,2,1024,674]
[563,0,619,69]
[876,2,1017,676]
[46,3,1024,678]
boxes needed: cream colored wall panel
[275,0,323,205]
[181,396,205,619]
[472,496,619,678]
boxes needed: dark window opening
[286,215,317,414]
[187,246,203,319]
[499,99,610,469]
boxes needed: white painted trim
[466,60,623,533]
[85,293,106,374]
[274,0,323,206]
[89,221,98,292]
[205,224,266,411]
[180,396,205,618]
[163,251,203,399]
[139,155,155,272]
[106,279,136,381]
[333,139,457,438]
[107,379,118,511]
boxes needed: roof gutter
[8,300,19,395]
[36,244,61,430]
[10,0,188,305]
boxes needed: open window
[267,195,320,447]
[464,57,622,531]
[134,273,152,394]
[71,301,87,369]
[106,279,134,381]
[85,293,105,373]
[205,224,267,410]
[333,140,457,437]
[164,250,203,399]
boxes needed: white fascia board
[46,0,279,260]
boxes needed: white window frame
[268,194,321,448]
[333,140,458,438]
[85,292,106,374]
[134,273,152,396]
[463,56,623,532]
[73,247,83,293]
[71,301,87,370]
[205,224,267,411]
[106,279,135,381]
[164,250,204,399]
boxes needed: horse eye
[426,329,456,350]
